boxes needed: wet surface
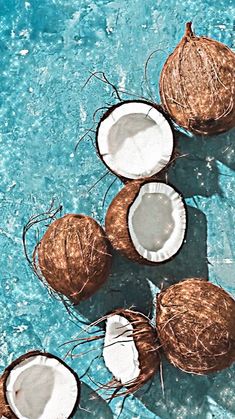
[0,0,234,417]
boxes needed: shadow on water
[73,128,234,417]
[147,205,208,287]
[73,382,113,419]
[208,363,235,415]
[137,361,209,419]
[169,128,235,198]
[76,204,208,324]
[76,250,153,324]
[71,128,234,325]
[137,361,235,418]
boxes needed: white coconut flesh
[103,315,140,385]
[97,102,173,179]
[128,182,186,262]
[5,355,78,419]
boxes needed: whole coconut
[160,22,235,135]
[35,214,112,304]
[156,278,235,374]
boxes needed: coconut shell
[110,309,160,391]
[105,180,148,264]
[36,214,112,304]
[0,351,81,419]
[156,278,235,374]
[105,180,186,264]
[160,22,235,135]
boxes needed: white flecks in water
[19,29,30,39]
[19,50,29,56]
[79,104,87,123]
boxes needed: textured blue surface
[0,0,234,418]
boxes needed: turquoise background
[0,0,234,417]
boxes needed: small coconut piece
[0,351,80,419]
[103,309,159,393]
[156,278,235,374]
[160,22,235,135]
[105,180,186,264]
[35,214,112,304]
[96,100,174,180]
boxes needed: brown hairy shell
[160,22,235,135]
[109,309,160,393]
[36,214,112,304]
[0,351,80,419]
[105,180,148,264]
[156,278,235,374]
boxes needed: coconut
[102,309,160,394]
[68,309,159,397]
[156,278,235,374]
[160,22,235,135]
[0,351,80,419]
[105,180,186,264]
[96,100,174,180]
[103,309,159,393]
[34,214,112,304]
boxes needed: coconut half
[156,279,235,374]
[0,351,80,419]
[105,181,186,264]
[103,314,140,385]
[102,309,159,394]
[96,101,174,179]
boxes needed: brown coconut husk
[105,180,186,265]
[105,181,146,263]
[68,308,160,398]
[96,100,176,182]
[112,309,160,394]
[34,214,112,305]
[156,278,235,374]
[0,351,81,419]
[160,22,235,135]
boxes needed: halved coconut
[96,100,174,180]
[156,279,235,374]
[105,181,186,264]
[34,214,112,305]
[0,351,80,419]
[103,309,159,393]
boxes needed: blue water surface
[0,0,234,418]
